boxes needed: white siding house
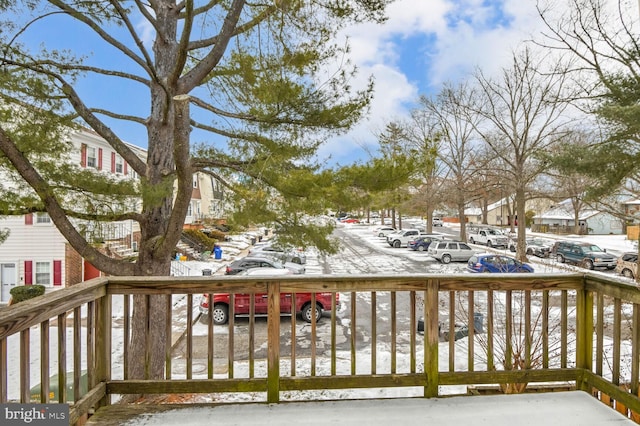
[532,201,624,235]
[0,126,228,303]
[0,127,145,303]
[0,214,66,303]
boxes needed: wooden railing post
[267,281,281,403]
[95,293,112,408]
[424,279,439,397]
[576,278,593,391]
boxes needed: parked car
[427,241,475,264]
[387,229,428,248]
[615,252,638,279]
[199,288,338,324]
[508,237,553,258]
[224,256,305,275]
[466,254,534,273]
[373,226,397,237]
[408,235,442,251]
[339,217,360,224]
[238,267,293,276]
[432,217,443,227]
[249,243,307,264]
[552,240,616,270]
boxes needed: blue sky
[12,0,548,166]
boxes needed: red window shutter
[53,260,62,286]
[24,261,33,285]
[98,148,103,170]
[80,143,87,167]
[25,213,33,225]
[124,162,128,175]
[111,152,116,173]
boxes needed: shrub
[203,228,226,241]
[183,229,219,250]
[10,285,46,304]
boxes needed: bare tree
[470,47,572,261]
[418,83,481,242]
[401,103,447,234]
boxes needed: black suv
[552,241,616,270]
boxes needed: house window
[35,213,51,224]
[193,176,198,188]
[86,147,97,168]
[115,156,123,174]
[35,262,50,285]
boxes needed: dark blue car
[466,254,534,273]
[408,236,441,251]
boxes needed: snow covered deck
[85,392,634,425]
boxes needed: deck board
[85,391,635,425]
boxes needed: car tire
[212,304,229,325]
[469,238,475,244]
[378,232,385,237]
[509,245,516,252]
[393,240,401,248]
[526,248,533,255]
[418,246,425,252]
[623,269,635,279]
[557,254,565,263]
[487,240,493,248]
[581,259,594,270]
[441,254,452,264]
[292,257,302,264]
[301,303,322,323]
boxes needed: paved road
[174,225,442,371]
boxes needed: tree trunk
[515,187,528,262]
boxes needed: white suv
[432,217,443,227]
[387,229,427,248]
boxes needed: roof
[533,202,602,221]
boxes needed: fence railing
[1,273,640,424]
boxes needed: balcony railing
[1,273,640,425]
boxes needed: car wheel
[581,259,594,270]
[526,248,533,255]
[418,246,425,252]
[393,240,401,248]
[441,254,452,264]
[623,269,635,279]
[378,232,385,237]
[212,304,229,325]
[469,238,475,244]
[292,257,302,264]
[301,303,322,323]
[557,254,565,263]
[487,240,493,248]
[509,245,516,252]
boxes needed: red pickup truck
[199,291,339,325]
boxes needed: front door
[1,263,17,303]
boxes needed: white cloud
[321,0,551,165]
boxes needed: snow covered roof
[534,204,601,221]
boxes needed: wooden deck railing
[1,273,640,424]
